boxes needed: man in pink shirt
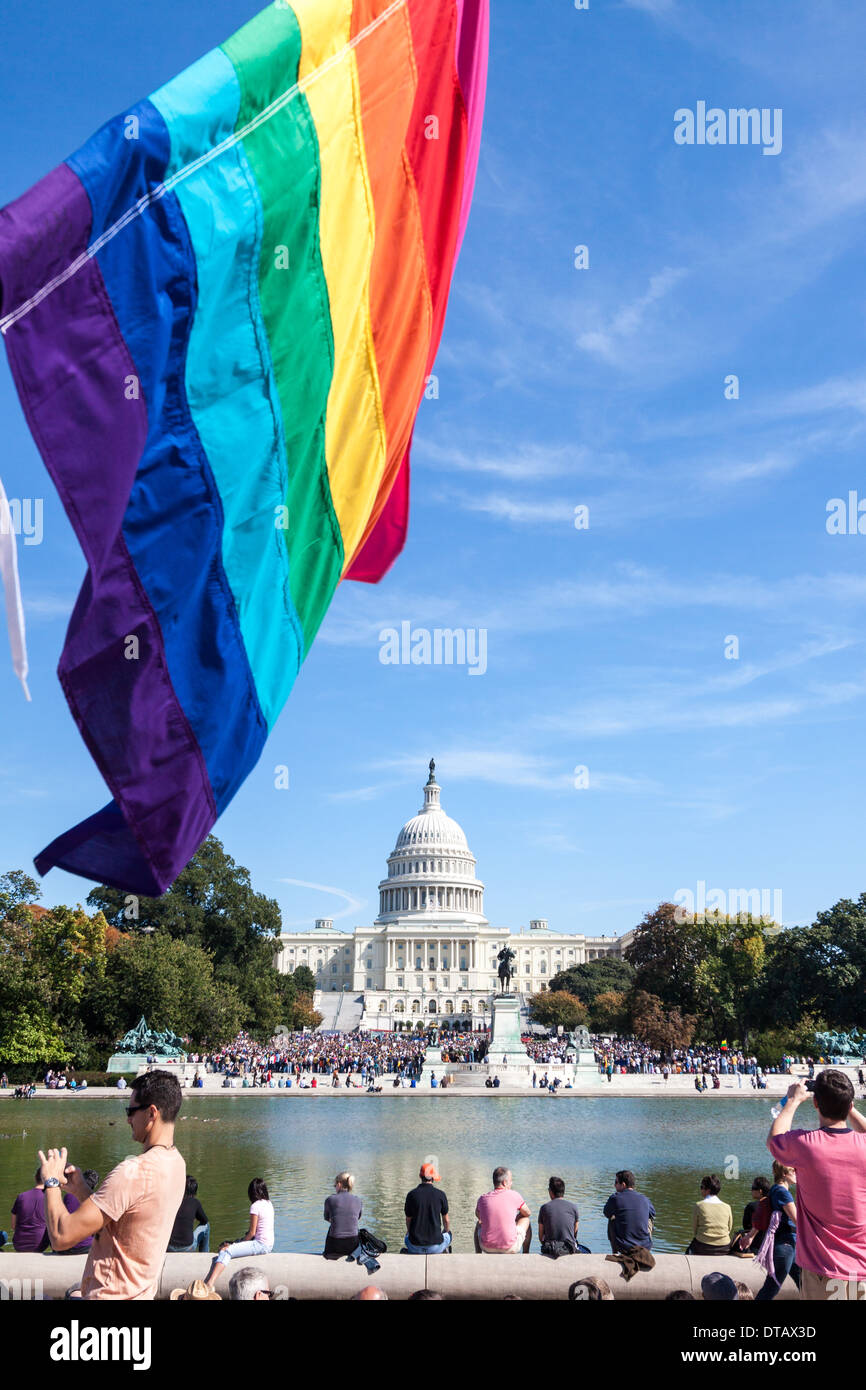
[474,1167,531,1253]
[38,1070,186,1299]
[768,1069,866,1300]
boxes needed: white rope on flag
[0,0,406,336]
[0,473,31,699]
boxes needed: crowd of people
[1,1066,863,1302]
[187,1029,488,1088]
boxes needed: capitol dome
[376,761,486,924]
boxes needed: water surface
[1,1095,854,1255]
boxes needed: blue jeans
[168,1223,210,1254]
[755,1240,799,1301]
[210,1239,271,1277]
[403,1231,452,1255]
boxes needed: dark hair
[492,1166,509,1188]
[701,1174,722,1196]
[248,1177,269,1203]
[408,1289,443,1300]
[548,1176,565,1198]
[615,1170,635,1188]
[751,1176,770,1196]
[83,1170,99,1191]
[186,1176,199,1197]
[130,1070,182,1122]
[568,1278,610,1301]
[666,1290,695,1300]
[34,1167,42,1185]
[813,1068,854,1123]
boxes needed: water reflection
[1,1096,852,1256]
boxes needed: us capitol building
[275,761,629,1031]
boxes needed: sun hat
[169,1279,222,1301]
[419,1162,441,1181]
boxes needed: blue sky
[2,0,866,940]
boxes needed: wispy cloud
[25,594,73,620]
[577,268,688,366]
[539,638,866,740]
[274,876,364,927]
[414,438,608,482]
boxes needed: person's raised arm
[38,1151,104,1252]
[769,1081,809,1143]
[847,1103,866,1134]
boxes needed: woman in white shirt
[203,1178,275,1290]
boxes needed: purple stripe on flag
[0,163,215,893]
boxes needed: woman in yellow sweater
[688,1174,733,1255]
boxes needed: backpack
[751,1196,771,1233]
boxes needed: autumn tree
[590,990,628,1034]
[528,990,588,1031]
[630,989,695,1053]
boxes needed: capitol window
[397,975,404,987]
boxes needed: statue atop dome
[427,757,436,784]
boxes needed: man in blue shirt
[603,1170,655,1253]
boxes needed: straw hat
[169,1279,222,1301]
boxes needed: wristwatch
[43,1177,61,1189]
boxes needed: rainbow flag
[0,0,488,895]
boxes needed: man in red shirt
[474,1167,531,1253]
[768,1069,866,1300]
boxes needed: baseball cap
[419,1162,441,1181]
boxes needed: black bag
[358,1228,387,1256]
[541,1240,576,1259]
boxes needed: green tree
[0,868,41,921]
[527,990,588,1031]
[0,1008,70,1065]
[549,957,636,1005]
[81,933,244,1048]
[291,965,317,996]
[753,901,866,1035]
[87,836,290,1038]
[624,903,703,1015]
[87,835,282,974]
[691,912,768,1044]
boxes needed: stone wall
[0,1252,799,1301]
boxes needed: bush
[749,1023,822,1069]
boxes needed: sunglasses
[125,1104,146,1117]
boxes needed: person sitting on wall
[403,1162,452,1255]
[603,1171,655,1255]
[474,1168,531,1254]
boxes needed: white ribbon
[0,473,31,700]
